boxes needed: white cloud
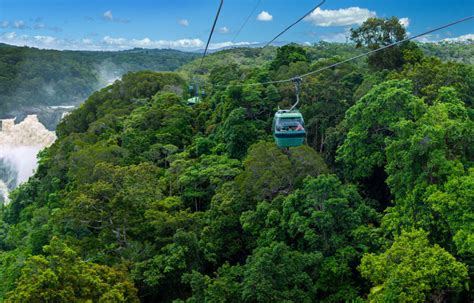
[48,26,63,33]
[415,34,440,43]
[257,11,273,22]
[443,33,474,42]
[4,19,63,32]
[102,10,129,23]
[2,32,17,41]
[209,41,258,49]
[103,10,113,21]
[13,20,26,29]
[103,36,205,49]
[34,23,46,29]
[219,26,230,34]
[0,31,257,51]
[305,7,376,27]
[179,19,189,27]
[33,35,56,45]
[0,32,60,49]
[101,36,259,50]
[320,32,349,43]
[412,33,474,44]
[399,17,410,28]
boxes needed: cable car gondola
[273,109,306,148]
[187,82,202,106]
[272,77,306,148]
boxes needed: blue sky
[0,0,473,51]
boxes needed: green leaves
[58,162,164,258]
[336,79,424,180]
[350,17,410,70]
[237,141,328,201]
[241,242,320,303]
[5,238,139,303]
[384,88,473,239]
[1,43,473,302]
[220,108,261,159]
[237,174,380,302]
[427,170,474,255]
[359,230,468,303]
[270,44,309,71]
[177,155,241,211]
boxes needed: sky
[0,0,473,51]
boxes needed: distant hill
[0,44,199,125]
[182,41,473,74]
[419,41,474,64]
[1,41,472,129]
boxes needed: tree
[5,238,139,303]
[121,92,194,164]
[237,141,328,201]
[270,44,309,71]
[177,155,241,211]
[336,80,425,181]
[427,169,474,256]
[359,230,468,303]
[59,162,164,256]
[394,57,474,106]
[220,108,262,159]
[135,230,205,301]
[300,60,363,154]
[350,17,411,70]
[182,264,243,303]
[383,87,473,247]
[241,242,321,303]
[238,174,380,302]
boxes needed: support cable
[263,0,326,48]
[216,15,474,88]
[232,0,262,43]
[200,0,225,69]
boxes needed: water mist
[0,115,56,204]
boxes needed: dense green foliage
[360,230,468,303]
[0,17,473,302]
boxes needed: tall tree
[350,17,412,70]
[270,44,309,71]
[383,87,473,248]
[5,238,139,303]
[360,230,468,303]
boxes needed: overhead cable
[217,14,474,88]
[200,0,225,69]
[263,0,326,48]
[232,0,262,43]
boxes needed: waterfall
[0,115,56,205]
[0,180,9,204]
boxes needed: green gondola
[272,77,306,148]
[272,109,306,148]
[187,82,205,106]
[187,96,201,106]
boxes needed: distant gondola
[187,84,202,106]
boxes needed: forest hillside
[0,44,198,116]
[0,17,473,302]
